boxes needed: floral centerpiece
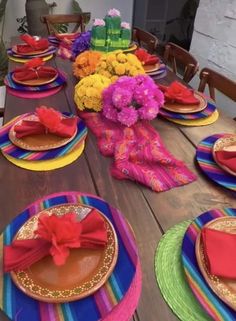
[72,31,91,59]
[96,50,145,82]
[74,74,111,112]
[73,50,102,78]
[102,75,164,127]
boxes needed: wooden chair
[132,27,158,54]
[40,13,88,35]
[164,42,199,83]
[198,67,236,120]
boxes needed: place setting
[0,106,88,171]
[155,207,236,321]
[158,81,219,126]
[196,133,236,192]
[0,191,141,321]
[4,57,66,98]
[7,34,57,63]
[135,48,167,79]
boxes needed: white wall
[3,0,133,43]
[190,0,236,117]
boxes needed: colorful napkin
[16,34,49,53]
[215,150,236,173]
[159,81,200,105]
[4,209,107,272]
[14,106,77,138]
[13,57,57,81]
[135,48,159,65]
[201,227,236,278]
[80,112,196,192]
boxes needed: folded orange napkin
[215,150,236,173]
[14,106,77,139]
[159,81,200,105]
[135,48,159,65]
[4,209,108,271]
[202,227,236,278]
[13,57,57,81]
[16,34,49,53]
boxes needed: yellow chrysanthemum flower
[116,53,127,63]
[115,63,126,76]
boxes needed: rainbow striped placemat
[160,102,216,120]
[0,113,87,161]
[196,134,236,192]
[182,208,236,321]
[0,192,140,321]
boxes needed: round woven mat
[155,221,211,321]
[166,109,219,126]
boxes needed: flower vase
[25,0,49,37]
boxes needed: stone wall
[190,0,236,117]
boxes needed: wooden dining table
[1,42,236,321]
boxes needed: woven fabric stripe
[196,134,236,192]
[4,72,66,92]
[160,102,216,120]
[0,114,87,161]
[182,208,236,321]
[7,47,57,58]
[0,192,138,321]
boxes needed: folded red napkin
[4,209,108,271]
[55,32,80,41]
[159,81,200,105]
[201,227,236,278]
[215,150,236,173]
[13,57,57,81]
[135,48,159,65]
[16,34,49,53]
[14,106,77,139]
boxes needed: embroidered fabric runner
[0,192,140,321]
[80,112,196,192]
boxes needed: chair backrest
[132,27,158,54]
[198,67,236,102]
[41,14,87,35]
[164,42,199,83]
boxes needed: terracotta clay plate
[163,91,207,114]
[196,217,236,311]
[12,71,58,86]
[212,134,236,177]
[10,203,118,303]
[11,44,49,56]
[144,63,160,73]
[9,114,77,151]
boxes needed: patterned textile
[80,112,196,192]
[182,208,236,321]
[0,192,140,321]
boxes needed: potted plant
[0,0,8,83]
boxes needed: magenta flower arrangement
[102,75,164,127]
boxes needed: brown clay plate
[10,203,118,303]
[163,91,207,114]
[144,63,160,73]
[12,45,49,56]
[12,71,58,86]
[212,134,236,176]
[196,217,236,311]
[9,114,77,151]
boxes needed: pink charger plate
[7,85,63,99]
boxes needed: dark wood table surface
[1,49,236,321]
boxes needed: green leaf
[72,0,82,14]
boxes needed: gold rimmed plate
[163,92,207,114]
[12,45,49,56]
[12,71,58,86]
[212,134,236,176]
[10,203,118,303]
[9,114,77,151]
[196,217,236,311]
[144,62,160,73]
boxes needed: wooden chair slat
[132,27,158,54]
